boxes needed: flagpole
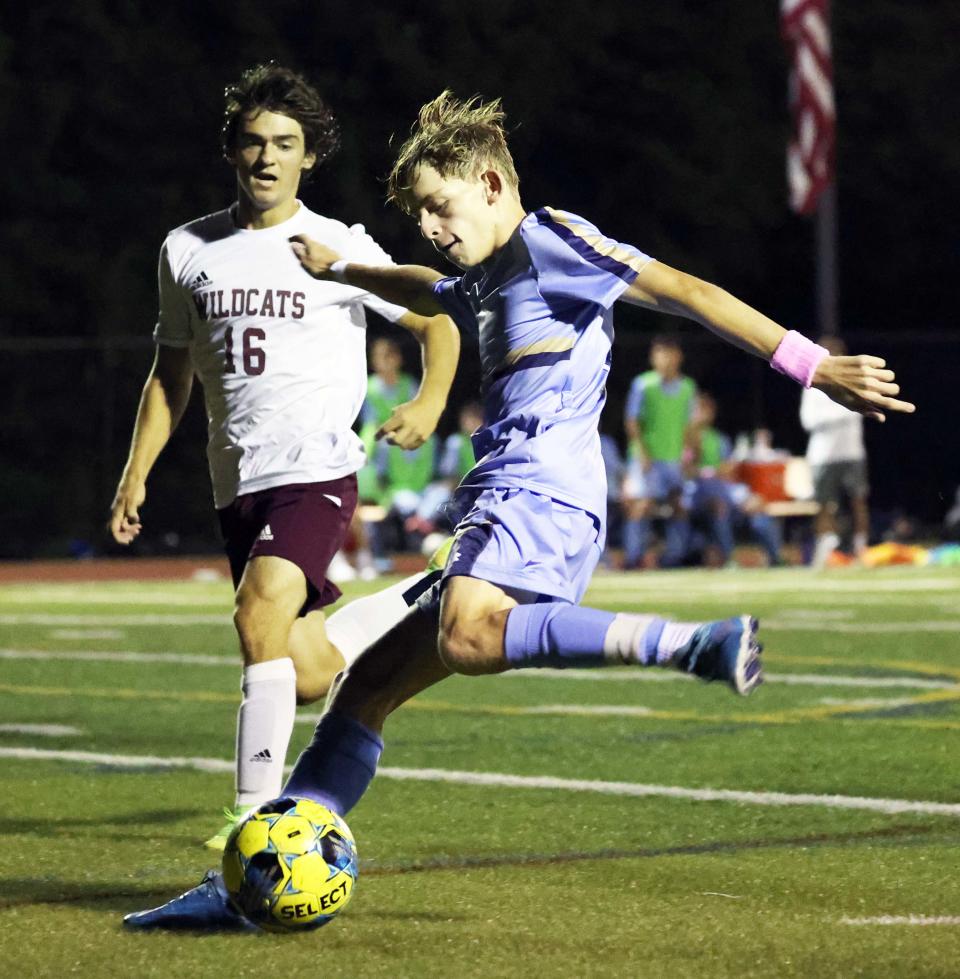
[782,0,838,337]
[815,178,839,336]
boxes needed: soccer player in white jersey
[109,66,458,850]
[125,91,914,929]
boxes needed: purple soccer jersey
[433,207,653,526]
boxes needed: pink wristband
[770,330,829,388]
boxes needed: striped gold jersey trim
[498,334,575,371]
[544,207,654,277]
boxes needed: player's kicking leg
[124,605,446,930]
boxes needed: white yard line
[0,649,233,666]
[1,648,956,691]
[501,667,958,690]
[840,915,960,926]
[586,574,960,595]
[48,629,126,640]
[0,613,228,626]
[776,610,855,620]
[764,620,960,633]
[3,746,959,817]
[763,674,955,690]
[0,591,228,607]
[817,697,918,708]
[294,705,656,723]
[10,612,955,632]
[0,724,81,736]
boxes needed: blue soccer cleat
[123,870,256,931]
[674,615,763,696]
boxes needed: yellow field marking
[0,682,235,704]
[770,654,960,682]
[3,678,960,732]
[399,694,960,730]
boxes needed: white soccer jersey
[154,202,409,507]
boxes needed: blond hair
[387,91,519,211]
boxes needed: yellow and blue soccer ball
[222,796,358,932]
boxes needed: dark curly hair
[221,63,340,176]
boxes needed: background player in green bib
[622,335,697,568]
[405,401,485,539]
[359,336,437,560]
[357,336,424,502]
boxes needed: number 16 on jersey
[224,326,267,376]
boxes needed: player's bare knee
[437,623,486,676]
[295,672,332,706]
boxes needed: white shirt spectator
[799,387,865,466]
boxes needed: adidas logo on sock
[258,524,274,541]
[250,748,273,762]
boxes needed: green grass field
[1,566,959,977]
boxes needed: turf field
[1,565,958,977]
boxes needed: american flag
[782,0,835,215]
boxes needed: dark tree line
[1,1,956,556]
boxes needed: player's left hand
[289,235,341,278]
[812,355,916,422]
[377,397,443,449]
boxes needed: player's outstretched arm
[378,311,461,449]
[109,345,193,544]
[623,261,916,421]
[289,235,445,317]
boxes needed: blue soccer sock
[282,712,383,816]
[503,603,669,668]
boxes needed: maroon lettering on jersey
[195,286,308,321]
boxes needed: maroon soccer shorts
[217,475,358,615]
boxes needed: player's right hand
[108,481,146,545]
[289,235,342,279]
[377,396,443,450]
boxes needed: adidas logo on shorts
[258,524,274,542]
[250,748,273,763]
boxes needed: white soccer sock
[324,572,426,668]
[602,614,661,663]
[656,622,702,661]
[852,532,868,557]
[235,657,297,808]
[600,615,704,665]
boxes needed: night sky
[1,1,956,557]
